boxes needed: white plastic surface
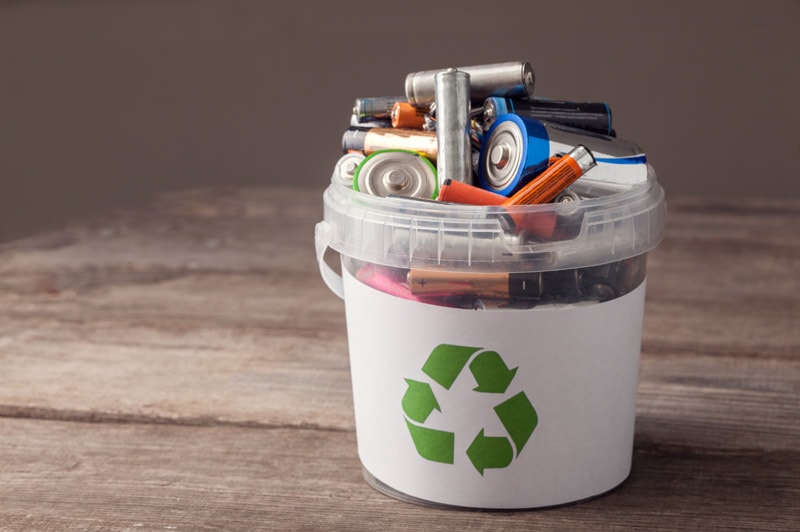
[343,267,645,508]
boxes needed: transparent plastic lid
[322,166,665,272]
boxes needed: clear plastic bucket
[315,168,665,509]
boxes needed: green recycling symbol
[402,344,538,475]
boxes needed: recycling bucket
[315,168,665,509]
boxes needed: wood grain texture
[0,187,798,530]
[0,418,797,531]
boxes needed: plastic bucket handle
[315,221,345,300]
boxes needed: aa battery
[391,102,428,129]
[579,255,647,299]
[353,150,438,199]
[554,189,581,203]
[438,178,505,205]
[483,97,613,136]
[405,60,535,108]
[350,113,392,129]
[353,96,408,122]
[503,145,596,205]
[434,69,473,186]
[342,126,438,161]
[407,269,543,301]
[332,152,366,187]
[436,179,563,240]
[478,115,647,196]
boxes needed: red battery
[437,179,557,239]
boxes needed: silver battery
[332,152,366,188]
[482,118,526,192]
[554,188,582,203]
[355,150,438,199]
[405,60,535,107]
[350,113,392,129]
[434,69,472,186]
[353,96,407,122]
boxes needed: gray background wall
[1,0,798,242]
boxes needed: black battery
[483,97,614,136]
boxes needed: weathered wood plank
[642,197,800,358]
[0,418,797,531]
[0,187,355,431]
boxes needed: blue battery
[478,114,647,196]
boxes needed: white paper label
[342,267,646,509]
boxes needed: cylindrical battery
[405,60,535,108]
[350,113,392,129]
[502,145,596,205]
[437,179,505,205]
[353,96,408,122]
[407,269,543,301]
[354,150,438,199]
[342,126,438,161]
[478,115,647,196]
[436,179,559,240]
[391,102,427,129]
[483,97,613,136]
[434,69,473,186]
[332,152,366,188]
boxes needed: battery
[353,96,408,122]
[407,269,543,301]
[353,149,438,199]
[332,152,366,188]
[436,179,559,240]
[478,115,647,196]
[437,179,505,205]
[342,126,438,161]
[405,60,535,108]
[502,145,596,205]
[350,113,392,129]
[391,101,428,129]
[483,97,613,136]
[434,68,473,186]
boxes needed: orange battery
[437,178,506,205]
[503,145,596,206]
[391,101,427,129]
[437,179,558,239]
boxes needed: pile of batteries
[330,60,650,309]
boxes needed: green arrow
[401,379,441,423]
[405,419,455,464]
[494,392,538,456]
[422,344,482,390]
[469,351,518,393]
[466,429,513,475]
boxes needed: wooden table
[1,187,798,530]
